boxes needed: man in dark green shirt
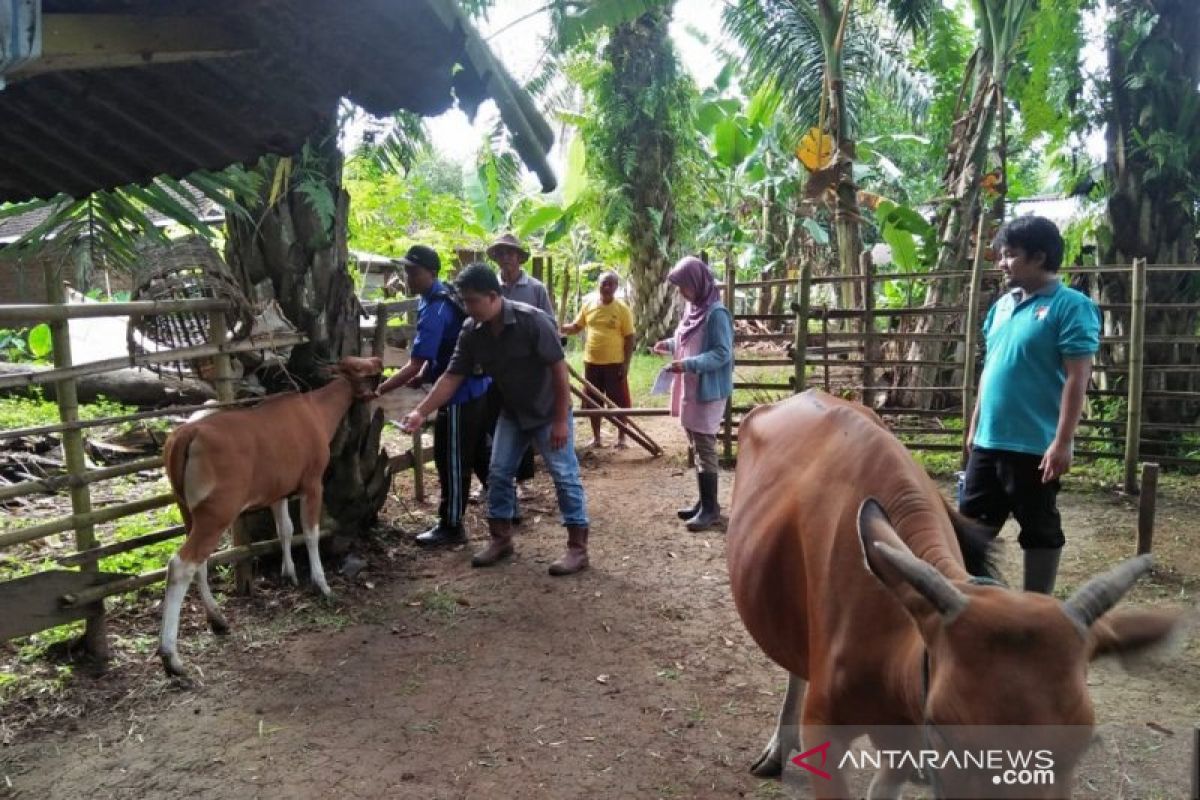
[401,264,591,576]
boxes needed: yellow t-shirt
[574,298,634,365]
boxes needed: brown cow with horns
[726,390,1183,798]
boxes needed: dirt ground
[1,416,1198,800]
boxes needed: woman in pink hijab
[652,257,734,531]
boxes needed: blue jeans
[488,413,589,527]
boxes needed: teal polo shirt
[975,281,1100,456]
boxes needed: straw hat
[486,233,531,264]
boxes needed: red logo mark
[790,740,833,780]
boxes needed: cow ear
[1088,609,1187,665]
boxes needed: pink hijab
[669,256,721,345]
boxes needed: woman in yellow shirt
[561,271,635,449]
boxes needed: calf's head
[857,498,1182,796]
[331,356,384,399]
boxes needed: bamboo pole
[1124,258,1148,494]
[0,395,266,442]
[0,455,163,502]
[860,252,876,404]
[372,304,389,358]
[792,259,812,393]
[568,382,660,456]
[61,529,333,607]
[412,432,425,502]
[1136,462,1159,555]
[57,525,185,567]
[43,265,108,659]
[572,407,671,417]
[566,363,659,451]
[960,206,990,467]
[0,331,308,391]
[821,307,830,393]
[0,493,176,549]
[723,258,737,462]
[0,298,232,324]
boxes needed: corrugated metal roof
[0,0,555,203]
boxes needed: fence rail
[722,256,1200,479]
[0,293,426,654]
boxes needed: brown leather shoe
[549,526,589,576]
[472,518,514,567]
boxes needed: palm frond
[369,110,430,175]
[723,0,931,137]
[0,168,255,272]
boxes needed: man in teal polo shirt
[961,215,1100,594]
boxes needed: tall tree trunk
[599,9,689,348]
[897,61,999,408]
[817,1,863,313]
[1103,0,1200,431]
[225,120,392,539]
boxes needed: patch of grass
[656,665,681,681]
[98,505,183,575]
[408,719,440,734]
[409,588,465,618]
[0,390,135,431]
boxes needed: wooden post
[821,306,830,393]
[372,304,389,358]
[723,257,737,463]
[557,267,572,327]
[793,260,812,393]
[44,266,107,659]
[545,257,555,307]
[860,252,875,405]
[209,311,253,595]
[1136,462,1159,555]
[960,208,990,468]
[412,431,426,503]
[531,255,544,282]
[1124,257,1148,494]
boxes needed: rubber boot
[685,472,721,532]
[471,518,514,567]
[677,474,701,520]
[415,522,466,547]
[548,526,589,576]
[1023,547,1062,594]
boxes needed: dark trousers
[433,394,488,528]
[481,384,534,483]
[582,361,632,439]
[959,446,1065,550]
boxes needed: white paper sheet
[650,367,675,396]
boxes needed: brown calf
[727,391,1181,798]
[158,356,382,677]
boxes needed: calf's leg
[300,484,331,597]
[160,511,229,677]
[272,499,298,585]
[196,559,229,635]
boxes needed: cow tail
[164,426,198,534]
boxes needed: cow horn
[873,542,969,620]
[1063,554,1154,631]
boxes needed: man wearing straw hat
[488,232,555,320]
